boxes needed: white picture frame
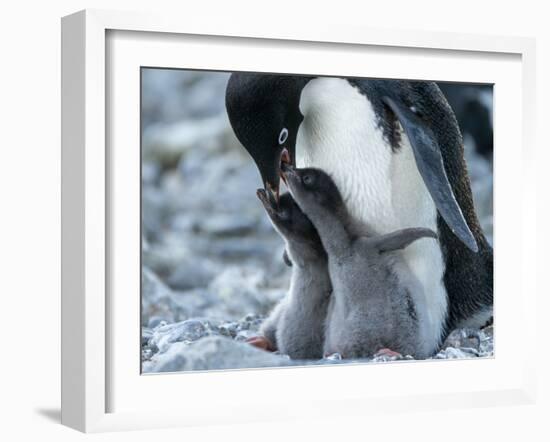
[61,9,537,433]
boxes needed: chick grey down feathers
[257,190,331,359]
[284,167,438,359]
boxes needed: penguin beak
[257,188,271,207]
[281,163,299,188]
[280,148,292,184]
[263,147,293,203]
[257,188,279,217]
[265,181,280,205]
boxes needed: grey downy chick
[256,189,332,359]
[283,165,438,359]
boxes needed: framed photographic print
[61,9,537,433]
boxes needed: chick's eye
[302,174,314,187]
[278,128,289,145]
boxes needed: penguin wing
[382,96,478,253]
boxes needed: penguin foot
[246,336,275,352]
[374,348,403,359]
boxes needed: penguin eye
[302,173,315,187]
[278,127,289,145]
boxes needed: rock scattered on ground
[141,306,494,373]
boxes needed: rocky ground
[141,69,494,373]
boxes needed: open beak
[256,188,278,216]
[264,181,280,205]
[264,148,293,203]
[279,148,291,185]
[280,162,298,189]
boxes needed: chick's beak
[265,181,280,204]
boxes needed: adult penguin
[225,74,493,353]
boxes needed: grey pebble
[143,335,293,373]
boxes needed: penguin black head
[282,166,345,216]
[256,189,322,249]
[226,73,310,200]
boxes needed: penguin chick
[256,189,332,359]
[283,165,438,359]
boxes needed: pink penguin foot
[374,348,403,359]
[246,336,275,352]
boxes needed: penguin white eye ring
[278,127,289,145]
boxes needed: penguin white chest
[295,77,447,353]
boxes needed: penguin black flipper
[382,96,478,253]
